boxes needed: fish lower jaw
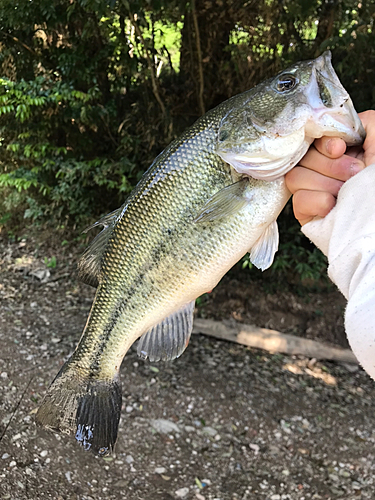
[217,148,309,181]
[306,105,365,145]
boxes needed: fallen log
[192,318,358,364]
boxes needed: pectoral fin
[250,220,279,271]
[137,301,195,362]
[194,180,250,223]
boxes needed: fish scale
[36,51,365,456]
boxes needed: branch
[191,0,205,115]
[193,318,358,364]
[0,30,36,56]
[129,12,166,117]
[0,377,34,444]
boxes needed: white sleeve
[301,164,375,380]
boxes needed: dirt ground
[1,235,375,500]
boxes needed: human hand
[286,110,375,226]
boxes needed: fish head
[216,51,365,180]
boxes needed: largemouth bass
[36,51,365,455]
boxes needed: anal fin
[137,301,195,362]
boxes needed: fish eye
[276,74,298,93]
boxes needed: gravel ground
[1,237,375,500]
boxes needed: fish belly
[92,177,290,375]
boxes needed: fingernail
[326,139,334,155]
[350,160,364,176]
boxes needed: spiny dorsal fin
[250,220,279,271]
[137,301,195,362]
[193,180,249,223]
[78,207,123,287]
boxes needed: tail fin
[36,363,122,456]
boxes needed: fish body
[36,51,365,455]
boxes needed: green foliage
[0,0,373,283]
[44,255,57,268]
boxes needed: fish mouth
[305,97,366,146]
[306,51,366,145]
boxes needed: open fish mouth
[306,97,366,146]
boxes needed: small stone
[271,495,281,500]
[330,486,344,495]
[202,426,217,437]
[329,473,339,483]
[196,494,205,500]
[184,426,196,433]
[175,487,189,498]
[2,453,10,459]
[155,467,167,474]
[115,479,128,487]
[12,433,21,441]
[339,469,350,478]
[280,420,292,434]
[125,406,133,413]
[0,372,8,379]
[341,363,359,373]
[249,443,260,453]
[150,419,180,434]
[282,469,290,476]
[125,455,134,464]
[40,450,48,457]
[25,468,33,476]
[9,461,16,467]
[65,471,72,482]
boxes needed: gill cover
[216,51,365,181]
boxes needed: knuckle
[285,167,303,193]
[320,192,335,213]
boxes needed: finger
[359,110,375,166]
[286,167,343,196]
[314,137,347,158]
[345,145,364,160]
[298,147,365,181]
[292,190,337,226]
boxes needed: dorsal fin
[78,207,122,287]
[137,301,195,362]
